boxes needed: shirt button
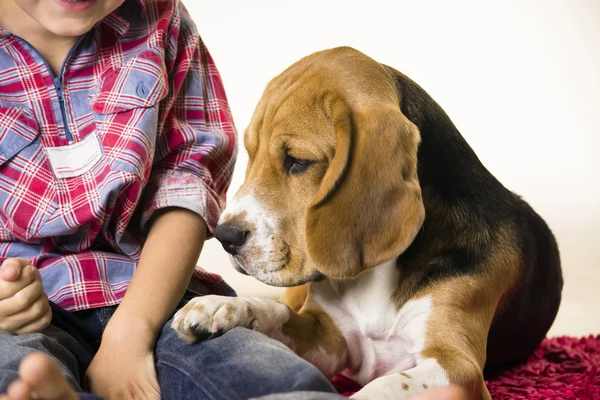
[136,80,148,98]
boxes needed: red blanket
[332,336,600,399]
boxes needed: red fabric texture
[332,336,600,399]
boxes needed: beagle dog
[172,47,563,399]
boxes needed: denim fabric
[0,299,342,400]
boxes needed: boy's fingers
[0,266,19,282]
[12,299,52,335]
[29,266,41,281]
[0,258,29,282]
[1,258,28,268]
[13,309,52,335]
[0,286,50,333]
[5,280,47,317]
[21,265,40,282]
[0,265,38,301]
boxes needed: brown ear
[306,100,425,278]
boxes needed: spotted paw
[170,295,289,343]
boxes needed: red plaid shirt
[0,0,237,311]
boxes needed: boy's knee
[0,331,48,363]
[0,329,83,390]
[0,332,58,393]
[208,328,336,394]
[156,326,336,398]
[286,360,336,393]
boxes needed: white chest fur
[312,258,433,385]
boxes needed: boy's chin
[43,18,97,38]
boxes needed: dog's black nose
[214,224,248,255]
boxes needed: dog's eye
[284,155,314,175]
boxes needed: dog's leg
[171,295,348,378]
[350,354,489,400]
[351,274,513,400]
[350,359,450,399]
[348,340,490,400]
[351,233,520,400]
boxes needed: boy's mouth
[56,0,95,12]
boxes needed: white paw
[351,359,451,399]
[171,295,289,343]
[350,373,425,400]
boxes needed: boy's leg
[1,352,103,400]
[155,323,341,400]
[0,302,103,399]
[0,326,84,393]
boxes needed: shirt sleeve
[140,2,237,234]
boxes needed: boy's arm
[85,3,237,398]
[103,3,237,338]
[103,207,208,341]
[86,207,208,399]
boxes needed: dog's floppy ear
[306,99,425,278]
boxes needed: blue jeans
[0,297,345,400]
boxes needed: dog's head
[215,47,425,286]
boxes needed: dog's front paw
[350,385,400,400]
[171,295,289,343]
[170,295,254,343]
[350,374,419,400]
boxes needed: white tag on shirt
[46,134,103,179]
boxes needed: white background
[183,0,600,336]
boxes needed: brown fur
[306,98,425,277]
[280,284,309,312]
[410,226,521,399]
[280,301,348,379]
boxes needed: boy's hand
[0,258,52,334]
[85,319,160,400]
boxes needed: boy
[0,0,339,398]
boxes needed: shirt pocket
[0,105,58,242]
[91,49,168,180]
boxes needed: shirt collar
[101,0,146,36]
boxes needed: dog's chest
[312,259,432,384]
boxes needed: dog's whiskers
[288,244,306,257]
